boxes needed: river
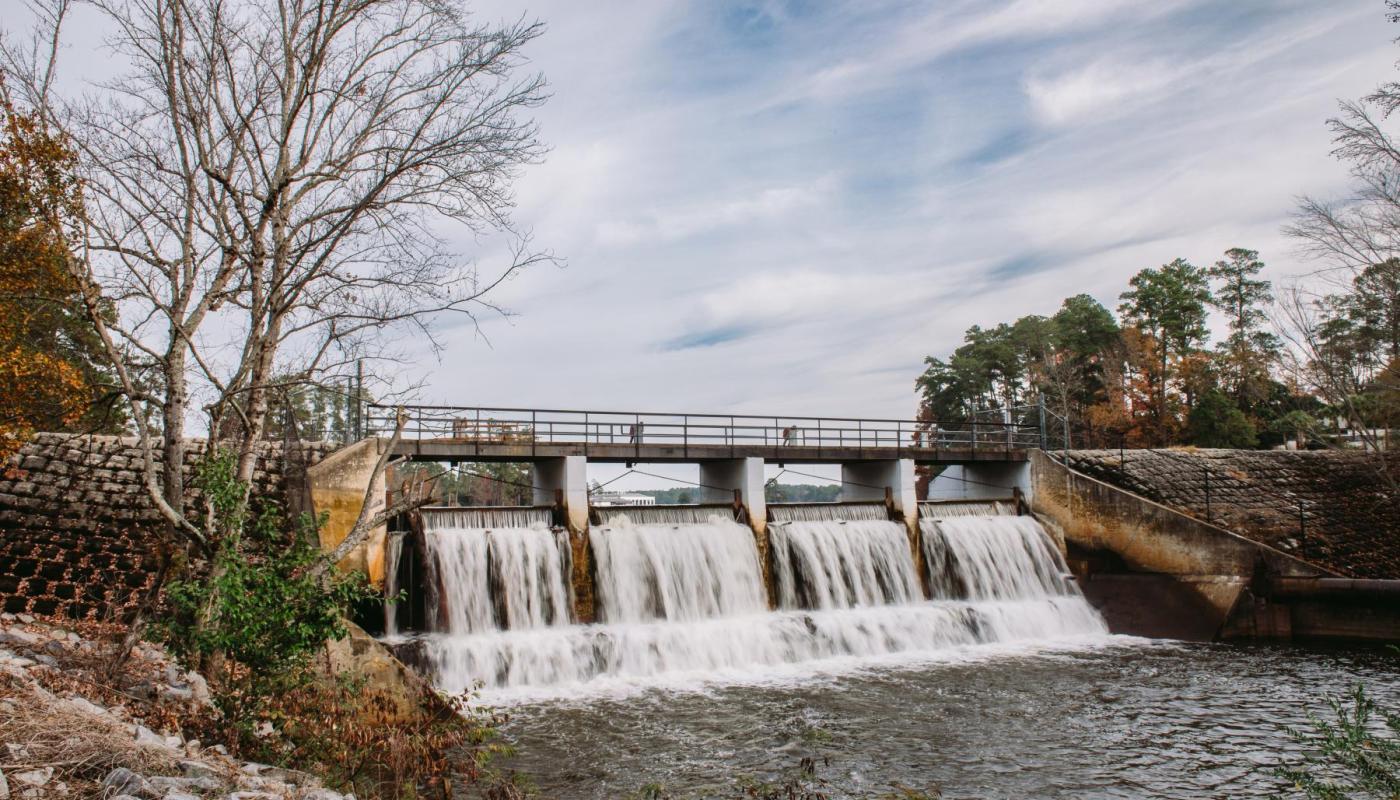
[488,638,1398,798]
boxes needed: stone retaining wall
[1063,448,1399,578]
[0,434,333,620]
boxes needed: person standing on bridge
[630,422,644,444]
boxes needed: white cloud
[1024,59,1183,126]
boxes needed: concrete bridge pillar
[698,457,767,533]
[531,456,589,533]
[927,462,1031,502]
[841,459,918,529]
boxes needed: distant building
[591,491,657,507]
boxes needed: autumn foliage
[0,86,115,464]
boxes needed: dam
[387,499,1105,696]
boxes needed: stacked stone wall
[1064,448,1400,578]
[0,433,334,620]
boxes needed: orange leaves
[0,346,86,463]
[0,83,116,462]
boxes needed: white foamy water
[921,514,1078,601]
[421,510,573,634]
[404,504,1107,698]
[770,519,921,609]
[416,599,1109,699]
[591,514,767,622]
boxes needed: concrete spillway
[397,502,1107,698]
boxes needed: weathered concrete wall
[1063,448,1399,578]
[1033,450,1400,642]
[0,434,333,620]
[306,438,388,589]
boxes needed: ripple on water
[482,639,1400,800]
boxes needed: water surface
[489,639,1398,799]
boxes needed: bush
[155,449,516,799]
[1274,684,1400,798]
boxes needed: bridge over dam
[312,403,1400,675]
[364,403,1039,535]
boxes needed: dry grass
[0,679,181,792]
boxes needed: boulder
[103,767,152,798]
[321,621,433,722]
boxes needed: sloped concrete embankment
[1030,450,1400,642]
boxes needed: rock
[298,790,346,800]
[33,654,57,667]
[184,670,212,706]
[11,768,51,788]
[0,768,9,800]
[103,767,151,798]
[134,724,177,751]
[148,774,224,794]
[178,760,219,780]
[159,685,194,702]
[64,695,111,717]
[15,615,33,624]
[225,793,280,800]
[163,793,199,800]
[0,629,37,646]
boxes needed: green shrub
[1274,684,1400,798]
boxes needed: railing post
[971,416,978,451]
[532,410,537,457]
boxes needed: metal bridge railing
[364,404,1042,456]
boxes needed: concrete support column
[841,459,918,529]
[531,456,594,622]
[698,457,767,533]
[927,461,1032,502]
[531,456,588,533]
[699,457,772,607]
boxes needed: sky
[17,0,1400,489]
[414,0,1400,487]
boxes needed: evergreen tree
[1118,258,1213,439]
[1207,248,1279,410]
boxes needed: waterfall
[768,502,888,522]
[402,501,1108,697]
[769,519,921,609]
[593,505,742,526]
[420,509,573,634]
[591,514,767,622]
[920,511,1081,602]
[383,532,405,637]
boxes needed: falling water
[770,518,921,609]
[920,506,1082,602]
[591,513,767,622]
[403,501,1107,697]
[420,508,573,634]
[383,531,405,637]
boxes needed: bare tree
[1283,51,1400,487]
[2,0,552,546]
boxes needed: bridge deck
[372,404,1038,464]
